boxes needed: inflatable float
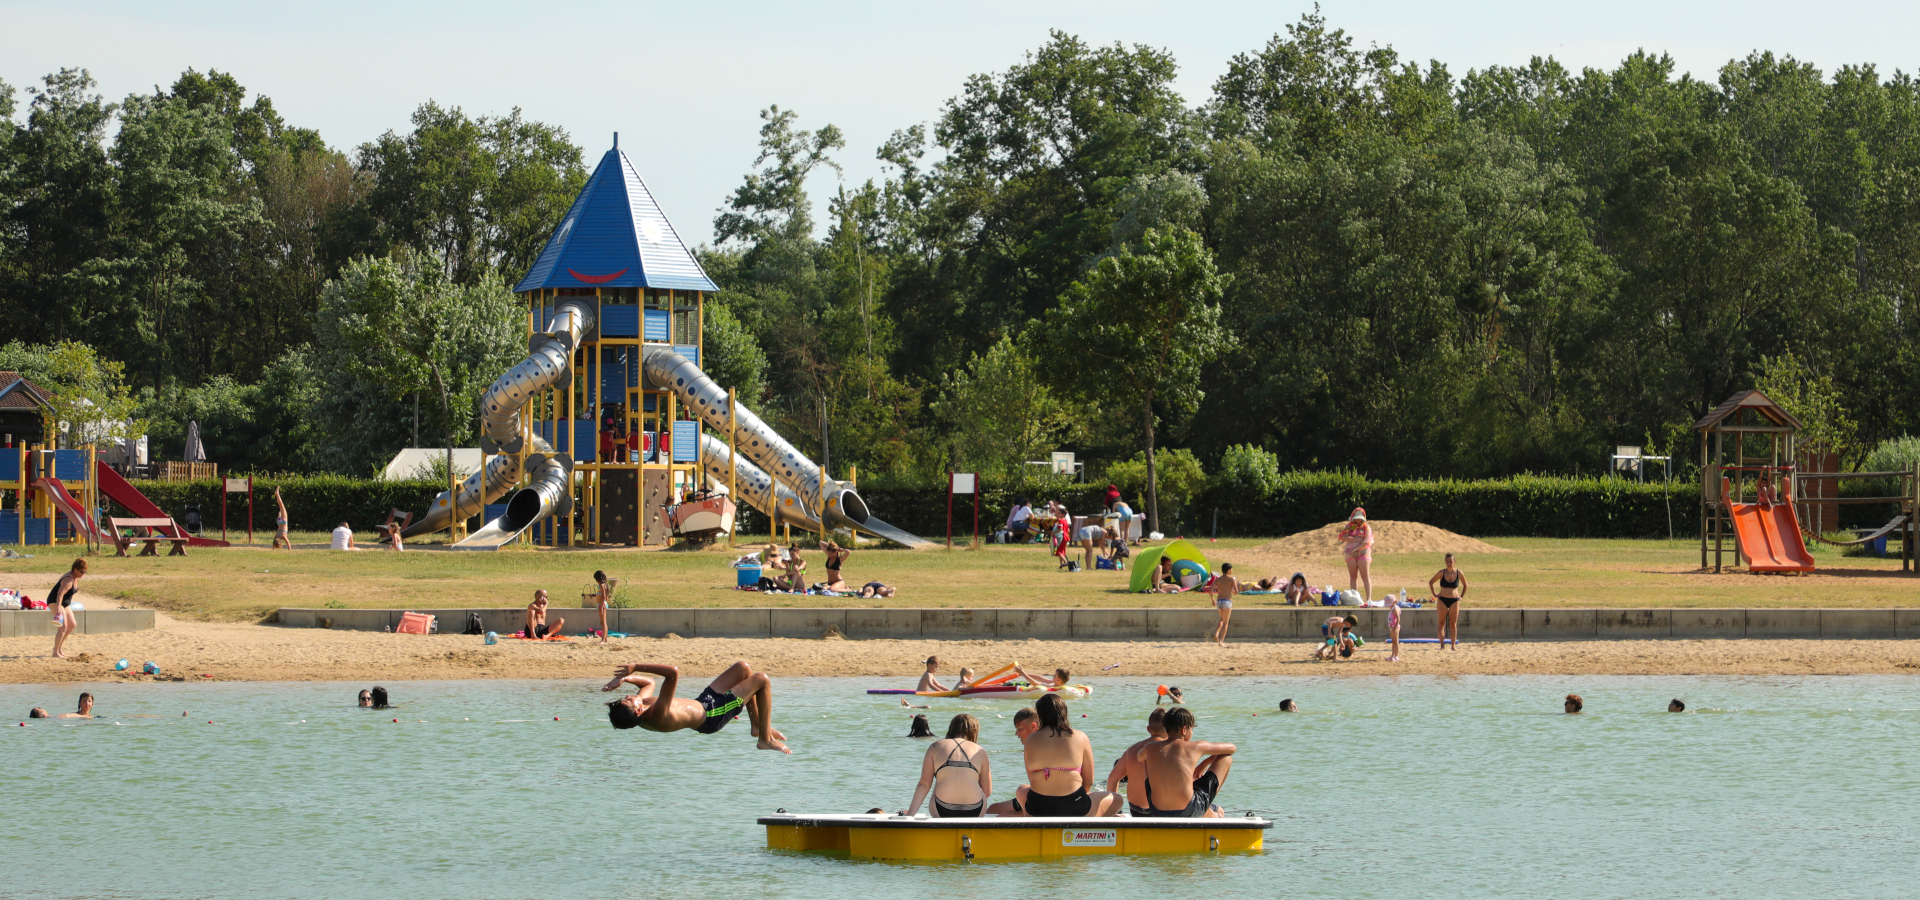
[762,812,1270,861]
[865,662,1092,699]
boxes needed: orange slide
[1722,477,1816,573]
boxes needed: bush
[123,475,444,533]
[1103,449,1206,520]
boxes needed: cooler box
[736,566,762,588]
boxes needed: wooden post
[728,388,738,549]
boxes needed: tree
[1752,350,1859,464]
[39,340,143,447]
[316,250,522,496]
[932,335,1082,483]
[1035,227,1230,531]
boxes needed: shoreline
[4,611,1920,683]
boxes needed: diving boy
[603,661,789,753]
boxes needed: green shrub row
[121,475,444,533]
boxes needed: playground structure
[1695,390,1916,574]
[0,444,229,551]
[401,137,931,550]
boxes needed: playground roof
[0,372,53,411]
[513,139,716,294]
[1692,389,1802,432]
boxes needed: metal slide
[644,346,935,549]
[403,299,593,549]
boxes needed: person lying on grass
[603,661,790,753]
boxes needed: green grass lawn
[3,533,1911,623]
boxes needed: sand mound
[1251,520,1511,557]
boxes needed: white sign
[1050,452,1075,475]
[951,473,977,494]
[1061,828,1117,847]
[225,478,249,492]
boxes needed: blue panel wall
[672,421,698,462]
[4,517,55,546]
[0,453,17,483]
[674,344,700,368]
[54,449,84,481]
[483,503,507,525]
[600,304,639,337]
[600,347,639,406]
[643,309,670,342]
[532,420,597,462]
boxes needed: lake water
[2,675,1915,899]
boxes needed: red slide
[94,461,230,548]
[1722,478,1815,573]
[31,478,110,544]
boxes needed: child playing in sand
[602,661,789,753]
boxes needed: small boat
[665,491,736,546]
[866,683,1092,700]
[762,812,1270,861]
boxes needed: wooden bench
[108,516,190,557]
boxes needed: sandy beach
[7,604,1920,683]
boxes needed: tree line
[3,13,1917,501]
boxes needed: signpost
[947,472,978,549]
[223,477,252,543]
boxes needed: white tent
[379,448,483,482]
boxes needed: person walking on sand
[592,570,614,644]
[602,660,790,753]
[1210,563,1239,646]
[1336,508,1374,602]
[1428,552,1468,649]
[901,713,994,818]
[48,558,85,658]
[526,590,565,639]
[271,488,291,550]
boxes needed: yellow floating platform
[761,813,1269,861]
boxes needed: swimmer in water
[900,698,931,709]
[917,656,949,693]
[1565,694,1583,714]
[28,708,49,719]
[1669,699,1685,712]
[57,692,95,719]
[1156,686,1185,705]
[357,689,373,708]
[907,714,934,738]
[603,660,790,753]
[1013,664,1072,690]
[1278,699,1298,712]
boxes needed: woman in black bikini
[901,714,993,817]
[1011,694,1122,817]
[821,540,851,591]
[1428,552,1468,650]
[49,558,86,658]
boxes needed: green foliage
[124,474,442,532]
[18,340,142,446]
[932,335,1081,485]
[1863,435,1920,474]
[1104,448,1207,516]
[1214,444,1282,497]
[1752,350,1859,461]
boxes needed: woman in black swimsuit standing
[1427,553,1468,650]
[901,714,993,817]
[49,558,87,659]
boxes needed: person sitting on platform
[602,660,789,753]
[1133,707,1233,817]
[1105,708,1167,815]
[1005,694,1122,817]
[901,713,993,818]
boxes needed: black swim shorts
[694,686,745,735]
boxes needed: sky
[5,0,1918,247]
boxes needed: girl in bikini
[901,714,993,818]
[1336,507,1374,602]
[821,541,850,591]
[1428,552,1468,649]
[48,558,86,658]
[271,487,291,550]
[1010,694,1122,817]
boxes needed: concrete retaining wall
[0,609,155,637]
[272,607,1920,640]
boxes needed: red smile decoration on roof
[568,268,628,285]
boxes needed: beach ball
[114,659,129,671]
[485,632,498,645]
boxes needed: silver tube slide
[647,346,934,549]
[405,299,595,544]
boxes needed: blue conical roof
[514,142,716,293]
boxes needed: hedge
[122,476,443,533]
[117,470,1892,541]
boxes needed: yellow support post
[727,388,738,549]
